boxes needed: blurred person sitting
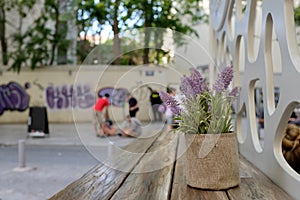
[118,115,142,138]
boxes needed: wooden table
[50,132,293,200]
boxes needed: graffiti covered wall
[0,65,187,123]
[46,84,95,110]
[0,82,30,115]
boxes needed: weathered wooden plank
[49,134,161,200]
[227,155,293,200]
[50,131,294,200]
[170,134,229,200]
[110,132,179,200]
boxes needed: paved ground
[0,122,166,200]
[0,145,98,200]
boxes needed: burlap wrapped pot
[185,133,240,190]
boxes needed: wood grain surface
[50,131,293,200]
[227,155,293,200]
[49,133,161,200]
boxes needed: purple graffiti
[98,87,128,107]
[46,84,95,109]
[24,82,30,89]
[0,82,30,115]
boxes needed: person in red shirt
[93,93,110,137]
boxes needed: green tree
[6,0,74,72]
[295,6,300,26]
[76,0,108,63]
[4,0,39,72]
[76,0,207,65]
[112,0,121,64]
[77,0,132,65]
[44,0,74,65]
[124,0,206,64]
[98,0,122,64]
[0,0,37,68]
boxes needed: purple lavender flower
[159,91,176,106]
[159,91,181,115]
[212,79,225,93]
[180,68,208,98]
[180,76,195,98]
[170,106,181,116]
[213,66,234,93]
[158,103,166,113]
[229,87,239,97]
[190,68,208,94]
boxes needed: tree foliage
[1,0,208,71]
[3,0,43,72]
[0,0,74,72]
[118,0,207,64]
[295,6,300,26]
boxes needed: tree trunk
[49,6,59,66]
[143,0,153,64]
[143,28,150,64]
[154,30,163,64]
[112,0,120,65]
[0,6,8,65]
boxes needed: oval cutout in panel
[235,35,246,73]
[237,0,248,20]
[227,0,235,41]
[254,81,265,149]
[264,14,281,115]
[236,105,248,144]
[248,0,262,62]
[275,102,300,177]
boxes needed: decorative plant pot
[185,133,240,190]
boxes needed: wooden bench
[49,131,293,200]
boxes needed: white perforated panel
[209,0,300,198]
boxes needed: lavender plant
[160,66,239,134]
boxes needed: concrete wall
[0,65,189,124]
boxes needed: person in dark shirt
[149,90,163,122]
[127,93,139,117]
